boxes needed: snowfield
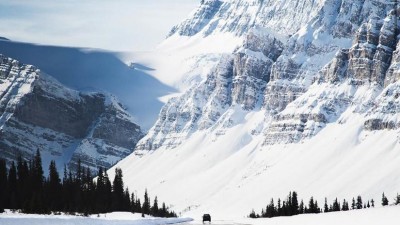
[110,108,400,219]
[0,211,193,225]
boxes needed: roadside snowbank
[0,211,193,225]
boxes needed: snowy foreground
[1,206,400,225]
[189,205,400,225]
[0,211,192,225]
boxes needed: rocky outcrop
[169,0,326,38]
[0,55,143,171]
[138,0,399,151]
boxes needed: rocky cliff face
[136,0,399,151]
[0,55,143,171]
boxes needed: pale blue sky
[0,0,198,51]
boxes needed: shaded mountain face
[0,54,143,171]
[0,40,176,130]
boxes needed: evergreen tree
[395,193,400,205]
[142,189,151,215]
[265,198,275,218]
[112,168,125,211]
[249,209,257,218]
[367,201,370,208]
[8,161,17,209]
[17,156,29,209]
[277,198,282,216]
[96,167,107,213]
[151,196,159,216]
[351,197,356,210]
[371,199,375,207]
[0,159,7,213]
[32,149,44,190]
[314,200,320,213]
[308,197,315,213]
[160,202,167,217]
[291,191,299,215]
[46,160,62,211]
[282,201,287,216]
[130,193,137,213]
[123,188,131,211]
[136,198,142,213]
[324,198,329,213]
[299,200,304,214]
[341,199,349,211]
[356,196,362,209]
[104,170,112,212]
[332,198,340,212]
[382,193,389,206]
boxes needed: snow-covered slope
[111,0,400,219]
[0,54,143,172]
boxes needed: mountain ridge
[111,0,400,218]
[0,54,143,172]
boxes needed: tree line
[249,191,400,218]
[0,150,177,217]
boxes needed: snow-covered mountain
[0,39,175,130]
[0,54,143,172]
[112,0,400,219]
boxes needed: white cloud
[0,0,199,51]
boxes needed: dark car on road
[203,214,211,223]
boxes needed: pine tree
[160,202,167,217]
[96,167,107,213]
[17,156,29,209]
[123,188,131,211]
[0,158,7,213]
[277,198,282,216]
[324,198,329,213]
[249,209,257,218]
[136,198,142,213]
[33,149,44,190]
[395,193,400,205]
[341,199,349,211]
[351,197,356,210]
[299,200,304,214]
[382,193,389,206]
[8,161,17,210]
[332,198,340,212]
[355,196,363,209]
[142,189,151,215]
[314,200,320,213]
[291,191,299,215]
[104,170,112,212]
[112,168,125,211]
[47,160,62,211]
[265,198,275,218]
[151,196,159,216]
[130,193,137,213]
[308,197,315,213]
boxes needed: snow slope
[110,0,400,220]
